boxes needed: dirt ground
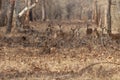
[0,22,120,80]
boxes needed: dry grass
[0,46,120,80]
[0,22,120,80]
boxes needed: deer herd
[47,22,120,43]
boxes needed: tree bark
[15,0,21,28]
[25,0,33,22]
[0,0,2,9]
[25,0,31,25]
[94,0,98,25]
[6,0,15,33]
[41,0,46,21]
[0,0,9,27]
[18,1,37,17]
[107,0,111,34]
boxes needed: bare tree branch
[18,2,37,17]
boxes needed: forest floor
[0,22,120,80]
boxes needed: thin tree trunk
[6,0,15,33]
[0,0,2,9]
[25,0,31,25]
[41,0,46,21]
[29,0,33,22]
[0,0,2,19]
[27,0,33,21]
[94,0,98,25]
[15,0,21,29]
[107,0,111,34]
[0,0,9,27]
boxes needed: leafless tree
[6,0,15,33]
[107,0,111,34]
[41,0,46,21]
[0,0,9,26]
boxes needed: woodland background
[0,0,120,80]
[0,0,120,33]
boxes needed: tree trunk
[107,0,111,34]
[28,0,33,21]
[94,0,98,25]
[41,0,46,21]
[25,0,31,25]
[0,0,2,9]
[0,0,9,27]
[15,0,21,29]
[6,0,15,33]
